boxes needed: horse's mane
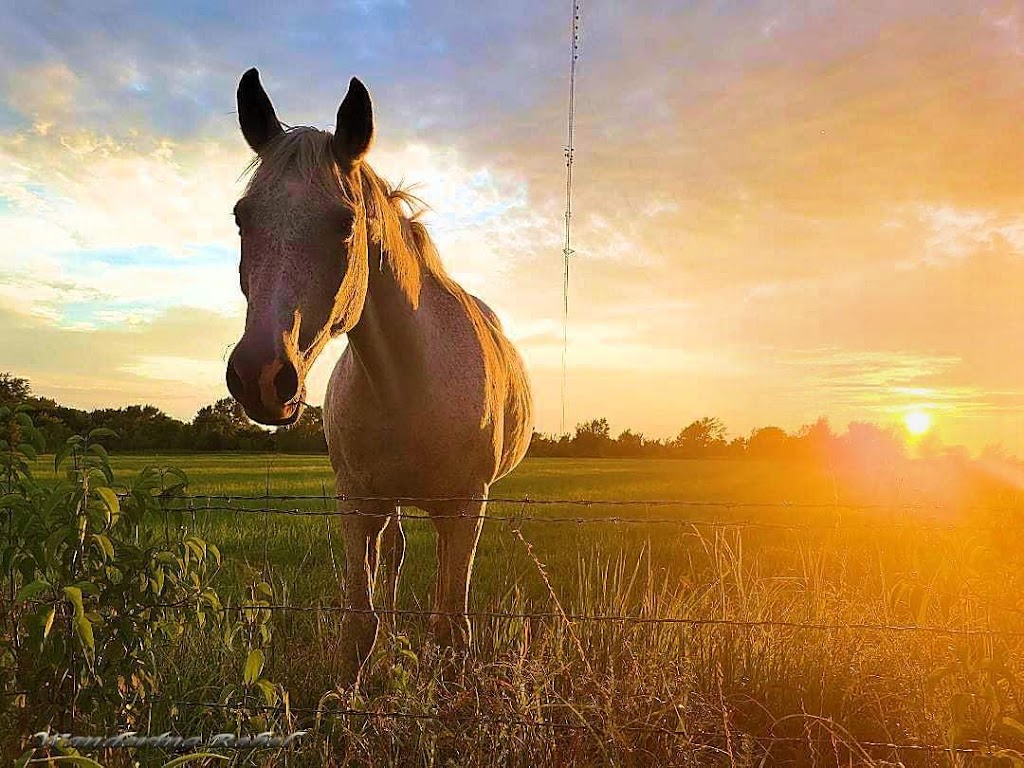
[243,127,529,432]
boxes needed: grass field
[12,453,1024,766]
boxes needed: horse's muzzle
[226,343,305,426]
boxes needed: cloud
[914,204,1024,265]
[3,62,79,123]
[0,303,237,416]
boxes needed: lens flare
[904,410,931,436]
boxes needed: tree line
[1,372,926,462]
[529,415,916,463]
[0,373,326,453]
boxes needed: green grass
[12,454,1024,766]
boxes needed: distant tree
[0,373,31,407]
[793,417,835,461]
[725,436,748,458]
[192,397,269,451]
[33,411,74,452]
[567,418,615,457]
[747,426,791,459]
[673,417,727,457]
[275,406,328,453]
[576,418,610,440]
[616,429,645,457]
[528,431,557,457]
[90,404,186,451]
[528,431,575,458]
[834,422,906,467]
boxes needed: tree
[90,405,186,451]
[0,373,31,407]
[616,429,644,457]
[673,417,727,457]
[192,397,268,451]
[275,406,328,453]
[835,422,905,467]
[571,418,614,457]
[747,426,791,459]
[793,417,834,461]
[527,431,572,458]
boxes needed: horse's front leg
[428,498,486,649]
[337,499,390,687]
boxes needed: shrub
[0,405,229,752]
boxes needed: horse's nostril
[226,361,245,401]
[273,361,300,403]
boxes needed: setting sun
[904,409,932,436]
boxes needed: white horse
[225,69,533,684]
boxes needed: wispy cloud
[914,204,1024,266]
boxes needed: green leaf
[256,678,278,706]
[92,486,120,517]
[184,536,207,560]
[87,427,118,441]
[161,754,230,768]
[161,467,189,494]
[63,585,84,614]
[16,579,51,602]
[54,438,78,471]
[86,442,110,464]
[243,648,265,685]
[72,581,101,596]
[75,612,95,652]
[42,607,56,639]
[93,533,114,561]
[0,493,26,510]
[27,756,107,767]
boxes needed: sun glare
[904,410,932,436]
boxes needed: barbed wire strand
[153,602,1024,639]
[154,492,1022,512]
[159,501,1009,532]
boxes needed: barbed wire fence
[114,489,1024,761]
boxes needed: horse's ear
[237,68,283,153]
[332,77,374,171]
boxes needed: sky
[2,1,1024,452]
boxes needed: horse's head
[226,68,374,426]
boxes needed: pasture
[13,452,1024,766]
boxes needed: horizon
[3,3,1024,453]
[5,370,1004,459]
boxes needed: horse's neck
[346,241,428,407]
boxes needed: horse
[224,69,533,685]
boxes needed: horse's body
[225,69,532,684]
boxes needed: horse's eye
[331,208,355,234]
[233,200,249,233]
